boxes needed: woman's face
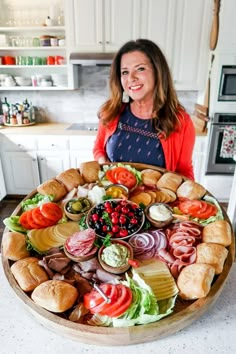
[120,50,155,103]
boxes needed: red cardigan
[93,109,196,180]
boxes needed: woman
[93,39,195,180]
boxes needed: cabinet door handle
[51,144,55,147]
[106,41,110,44]
[99,41,103,44]
[32,158,36,162]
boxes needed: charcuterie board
[1,163,235,346]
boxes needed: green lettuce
[21,193,54,211]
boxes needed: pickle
[71,200,83,212]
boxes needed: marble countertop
[0,117,207,137]
[1,259,236,354]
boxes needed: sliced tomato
[195,204,218,219]
[90,284,119,314]
[99,284,132,317]
[19,211,31,229]
[40,202,63,222]
[26,209,42,229]
[179,200,202,214]
[31,207,55,228]
[106,169,117,184]
[116,169,137,189]
[84,284,113,310]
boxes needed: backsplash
[0,67,198,124]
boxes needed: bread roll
[56,168,84,192]
[141,169,162,186]
[37,179,67,202]
[176,180,206,200]
[79,161,100,183]
[2,231,30,261]
[156,172,183,192]
[31,280,78,313]
[202,220,232,247]
[11,257,48,292]
[177,263,215,300]
[196,242,228,274]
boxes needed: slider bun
[176,180,206,200]
[177,263,215,300]
[141,169,162,186]
[31,280,78,313]
[196,242,228,274]
[56,168,84,192]
[37,179,67,202]
[156,172,183,192]
[79,161,100,183]
[202,220,232,247]
[11,257,48,292]
[2,231,30,261]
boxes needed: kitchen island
[0,259,235,354]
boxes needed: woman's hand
[98,156,109,164]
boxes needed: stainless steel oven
[206,113,236,175]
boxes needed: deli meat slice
[158,221,202,278]
[65,229,97,257]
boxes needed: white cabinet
[68,0,211,90]
[0,157,7,200]
[1,151,40,194]
[67,0,140,52]
[140,0,212,90]
[0,134,70,194]
[192,136,207,184]
[69,136,95,167]
[217,0,236,52]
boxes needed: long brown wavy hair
[98,39,185,137]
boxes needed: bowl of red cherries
[86,199,145,240]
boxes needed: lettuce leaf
[21,193,54,211]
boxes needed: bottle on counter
[16,103,23,125]
[2,97,10,124]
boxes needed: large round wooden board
[1,163,235,346]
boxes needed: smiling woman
[93,39,196,181]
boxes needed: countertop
[0,117,208,137]
[1,259,235,354]
[0,123,97,136]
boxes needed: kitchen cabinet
[67,0,212,90]
[192,136,207,184]
[0,157,7,200]
[1,151,40,195]
[217,0,236,52]
[140,0,212,90]
[69,136,95,167]
[67,0,140,53]
[0,0,70,91]
[0,134,70,195]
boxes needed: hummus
[101,244,130,267]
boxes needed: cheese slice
[133,258,179,301]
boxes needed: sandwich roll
[11,257,49,292]
[56,168,85,192]
[196,242,228,274]
[177,263,215,300]
[141,169,162,186]
[176,180,206,200]
[79,161,100,183]
[156,172,183,192]
[37,179,67,202]
[31,280,79,313]
[202,220,232,247]
[2,231,30,261]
